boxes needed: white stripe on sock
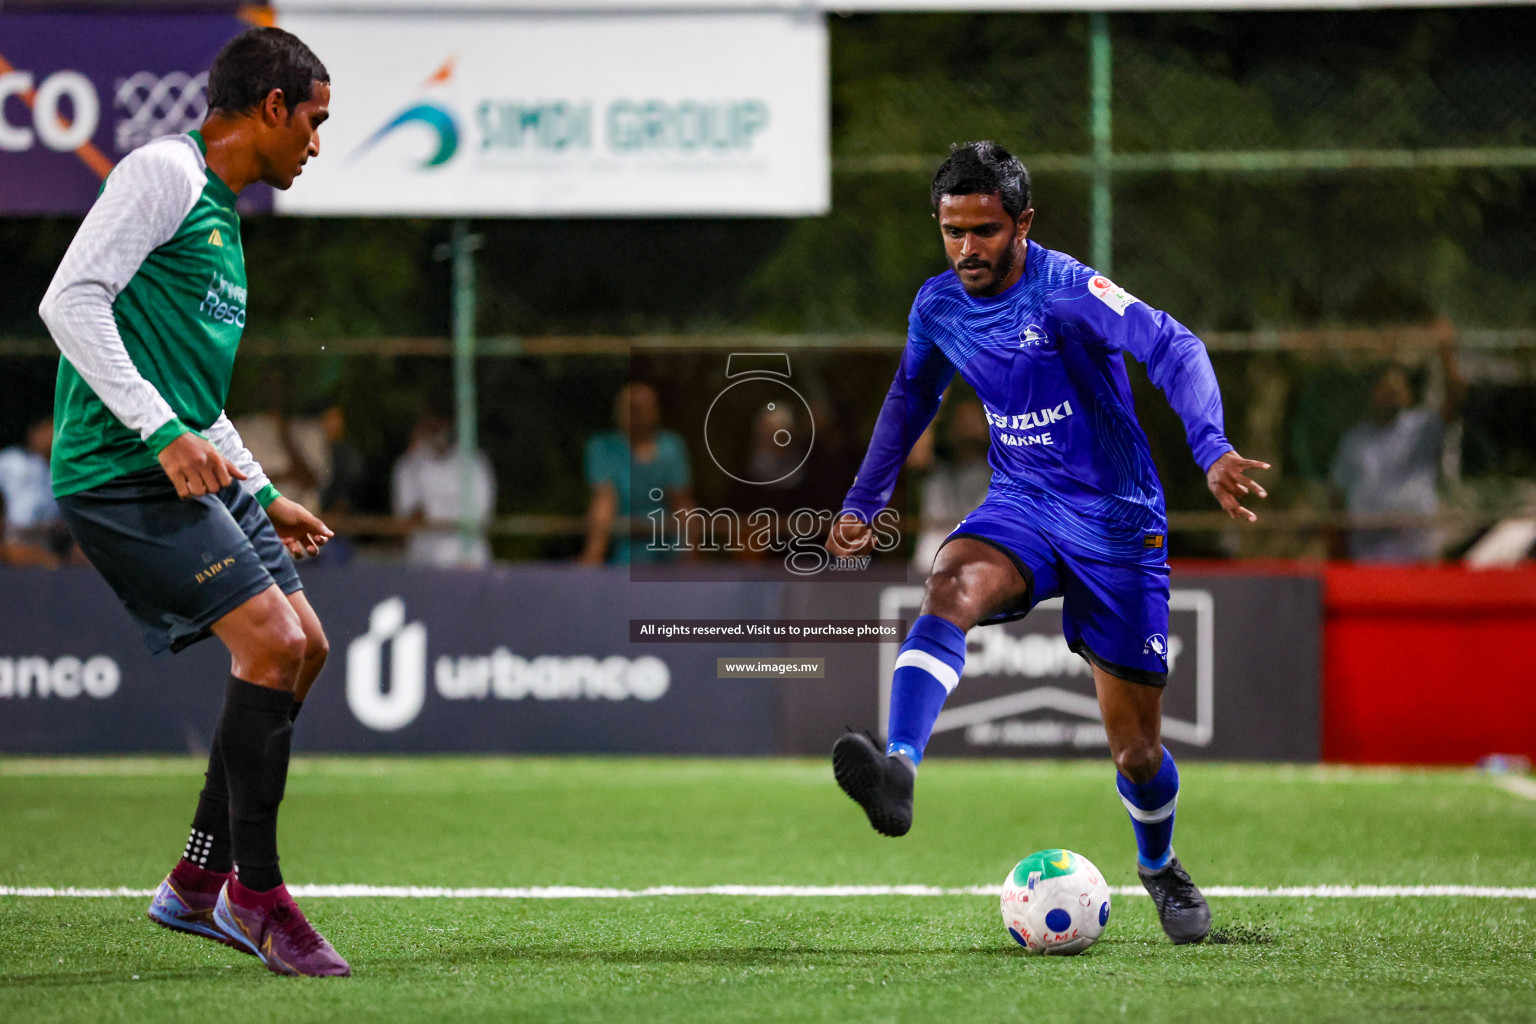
[893,649,961,694]
[1120,792,1178,823]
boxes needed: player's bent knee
[304,627,330,670]
[1114,743,1162,785]
[252,624,307,686]
[921,570,982,628]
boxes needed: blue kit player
[827,142,1270,945]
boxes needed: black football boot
[1138,855,1212,944]
[831,731,915,837]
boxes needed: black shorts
[57,467,302,655]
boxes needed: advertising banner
[273,1,1504,12]
[0,13,259,215]
[776,571,1322,761]
[0,565,779,755]
[271,11,828,216]
[0,566,1318,759]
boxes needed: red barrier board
[1322,565,1536,764]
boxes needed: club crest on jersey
[1018,323,1048,348]
[1089,275,1139,316]
[207,229,223,247]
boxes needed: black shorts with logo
[56,467,301,655]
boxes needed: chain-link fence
[2,9,1534,565]
[775,9,1536,563]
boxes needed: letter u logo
[346,597,427,731]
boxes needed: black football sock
[218,675,294,893]
[288,699,303,724]
[184,727,234,874]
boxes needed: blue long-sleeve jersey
[842,241,1233,533]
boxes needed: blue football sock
[885,615,967,765]
[1116,746,1179,871]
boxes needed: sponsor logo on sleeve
[1088,275,1139,316]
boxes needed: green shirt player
[39,28,348,978]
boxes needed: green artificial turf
[3,757,1535,1023]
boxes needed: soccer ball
[1000,848,1111,955]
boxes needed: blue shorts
[943,490,1171,686]
[57,468,301,655]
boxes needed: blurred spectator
[725,402,807,521]
[392,409,497,568]
[0,416,67,566]
[581,383,693,565]
[0,417,58,535]
[233,369,329,513]
[799,391,862,515]
[318,405,367,516]
[1329,322,1465,562]
[751,403,803,485]
[718,401,810,562]
[914,398,993,570]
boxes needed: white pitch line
[4,884,1536,899]
[1194,885,1536,899]
[1495,775,1536,802]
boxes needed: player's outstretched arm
[1206,451,1271,523]
[831,309,955,556]
[1051,275,1272,523]
[827,513,873,556]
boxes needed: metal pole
[450,218,482,562]
[1089,11,1113,276]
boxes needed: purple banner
[0,565,780,755]
[0,13,270,215]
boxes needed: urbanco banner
[272,11,829,216]
[0,565,780,755]
[0,565,1318,759]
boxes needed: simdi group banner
[271,11,830,216]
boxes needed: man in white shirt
[392,410,497,567]
[1330,333,1465,563]
[0,417,59,534]
[0,416,66,564]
